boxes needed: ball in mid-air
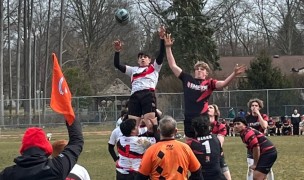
[115,8,129,25]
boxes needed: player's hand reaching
[164,33,174,47]
[234,64,246,75]
[158,25,166,39]
[113,40,122,52]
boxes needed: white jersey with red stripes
[125,61,162,95]
[116,136,156,174]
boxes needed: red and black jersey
[187,135,225,180]
[211,121,227,136]
[268,119,275,127]
[246,114,268,133]
[179,72,217,117]
[283,119,291,126]
[240,127,276,155]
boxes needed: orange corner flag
[50,53,75,125]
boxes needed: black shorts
[282,126,292,135]
[128,90,156,117]
[255,150,277,174]
[116,170,137,180]
[268,127,276,134]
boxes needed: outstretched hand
[113,40,122,52]
[158,25,166,39]
[234,64,246,75]
[164,33,174,47]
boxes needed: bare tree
[7,0,13,117]
[42,0,51,123]
[16,0,22,125]
[0,0,4,125]
[59,0,65,65]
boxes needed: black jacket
[0,119,84,180]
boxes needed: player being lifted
[164,33,246,138]
[113,25,166,129]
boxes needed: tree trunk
[0,0,4,126]
[7,0,12,118]
[23,0,28,119]
[43,0,51,124]
[16,0,22,125]
[27,0,33,125]
[59,0,65,66]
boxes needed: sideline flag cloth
[50,53,75,125]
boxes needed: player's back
[187,134,225,180]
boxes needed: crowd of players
[109,26,277,180]
[223,109,304,137]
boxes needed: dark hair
[232,116,247,126]
[120,119,136,136]
[192,115,211,137]
[137,52,150,58]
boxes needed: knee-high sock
[266,169,274,180]
[247,158,254,180]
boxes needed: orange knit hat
[20,127,53,156]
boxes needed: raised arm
[215,64,246,89]
[113,40,126,73]
[155,26,166,65]
[164,34,182,77]
[53,118,84,179]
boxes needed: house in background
[214,55,304,81]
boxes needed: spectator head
[20,127,53,156]
[247,98,264,110]
[52,140,68,157]
[192,115,211,137]
[120,119,137,136]
[293,109,298,114]
[158,116,177,138]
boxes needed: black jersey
[187,134,226,180]
[246,114,268,133]
[179,72,217,117]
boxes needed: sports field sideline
[0,124,303,180]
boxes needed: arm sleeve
[52,119,84,179]
[114,52,126,73]
[108,144,119,162]
[189,166,204,180]
[155,39,165,65]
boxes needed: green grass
[0,124,303,180]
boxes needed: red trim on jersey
[117,141,144,159]
[196,79,217,114]
[131,65,155,83]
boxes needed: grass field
[0,123,303,180]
